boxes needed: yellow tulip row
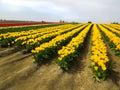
[0,24,73,40]
[22,25,81,45]
[98,24,120,51]
[14,24,77,43]
[102,24,120,35]
[21,24,82,46]
[57,24,92,61]
[90,24,109,80]
[0,24,81,47]
[106,24,120,31]
[31,24,88,54]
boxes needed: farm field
[0,20,59,27]
[0,23,120,90]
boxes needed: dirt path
[0,49,38,90]
[106,42,120,90]
[0,28,120,90]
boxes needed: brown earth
[0,30,120,90]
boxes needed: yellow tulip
[94,66,98,71]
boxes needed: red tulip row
[0,22,59,27]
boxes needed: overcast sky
[0,0,120,23]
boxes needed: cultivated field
[0,24,120,90]
[0,20,59,27]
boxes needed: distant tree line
[111,22,119,24]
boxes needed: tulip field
[0,21,58,27]
[0,23,120,90]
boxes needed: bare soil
[0,30,120,90]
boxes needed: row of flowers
[20,24,82,51]
[0,23,63,34]
[106,24,120,31]
[89,24,110,81]
[0,22,56,27]
[56,24,92,70]
[102,24,120,36]
[98,24,120,55]
[0,24,78,48]
[31,24,88,64]
[0,24,44,30]
[0,24,72,40]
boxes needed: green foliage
[56,53,78,70]
[89,60,111,81]
[100,30,120,55]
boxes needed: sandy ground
[0,30,120,90]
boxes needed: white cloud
[0,0,120,23]
[1,0,38,7]
[0,0,70,13]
